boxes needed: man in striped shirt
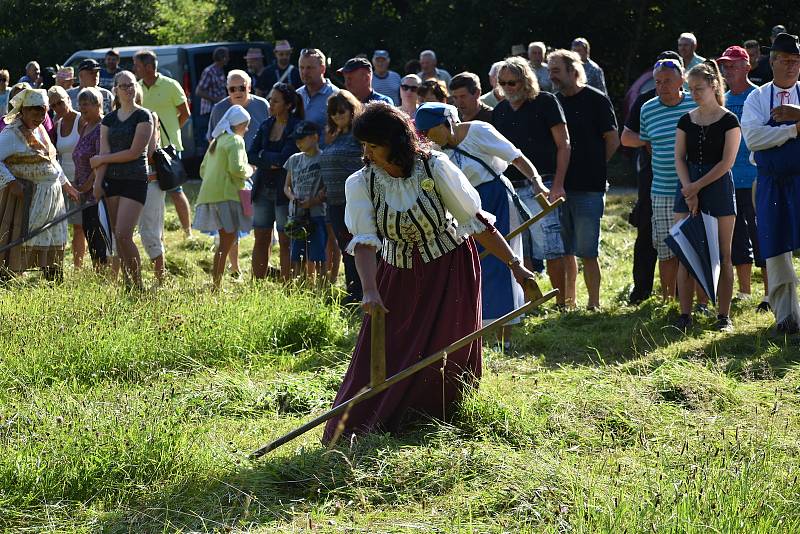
[623,57,696,299]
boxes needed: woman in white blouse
[322,102,533,443]
[416,102,546,340]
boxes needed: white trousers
[138,181,165,260]
[766,252,800,324]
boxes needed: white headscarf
[4,88,47,125]
[211,104,251,139]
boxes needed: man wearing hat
[718,45,769,311]
[741,32,800,333]
[55,67,75,90]
[67,59,113,114]
[244,47,268,97]
[99,49,121,91]
[256,40,301,95]
[371,50,401,105]
[338,58,392,105]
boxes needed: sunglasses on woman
[228,85,247,93]
[400,84,418,92]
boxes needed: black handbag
[153,121,188,191]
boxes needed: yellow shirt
[139,75,188,151]
[197,133,250,204]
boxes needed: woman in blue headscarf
[416,102,546,344]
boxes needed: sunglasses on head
[228,85,247,93]
[498,79,518,87]
[654,59,682,70]
[400,84,418,92]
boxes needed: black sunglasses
[400,84,418,92]
[227,85,247,93]
[498,80,518,87]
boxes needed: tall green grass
[1,192,800,532]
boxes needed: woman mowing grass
[322,103,534,444]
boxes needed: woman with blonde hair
[49,85,87,268]
[673,60,740,332]
[90,70,154,290]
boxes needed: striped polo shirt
[639,92,696,196]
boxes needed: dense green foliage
[1,190,799,531]
[3,1,799,99]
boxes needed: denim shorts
[252,189,288,232]
[517,183,564,260]
[560,191,605,258]
[290,215,328,262]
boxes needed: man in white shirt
[741,32,800,334]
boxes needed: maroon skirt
[322,238,483,443]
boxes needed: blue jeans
[560,191,605,258]
[327,203,362,301]
[517,182,564,261]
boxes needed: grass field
[1,185,799,533]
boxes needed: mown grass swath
[1,192,799,532]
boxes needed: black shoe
[715,314,733,332]
[674,314,693,332]
[694,303,712,317]
[628,292,649,306]
[776,317,799,335]
[756,301,772,313]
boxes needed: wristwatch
[506,255,521,268]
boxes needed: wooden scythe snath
[250,194,562,459]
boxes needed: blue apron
[754,84,800,259]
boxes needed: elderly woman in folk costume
[415,102,546,345]
[0,89,79,279]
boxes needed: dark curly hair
[352,102,429,177]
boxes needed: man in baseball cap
[68,58,113,112]
[337,57,393,104]
[718,46,766,311]
[371,50,401,104]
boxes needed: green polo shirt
[139,74,188,152]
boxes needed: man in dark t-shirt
[549,49,619,310]
[492,56,570,307]
[257,40,302,94]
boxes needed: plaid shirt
[197,63,227,115]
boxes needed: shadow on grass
[513,298,682,367]
[98,428,437,533]
[696,328,800,379]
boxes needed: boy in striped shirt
[634,58,696,298]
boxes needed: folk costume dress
[741,80,800,326]
[443,121,526,326]
[322,151,495,442]
[0,91,68,272]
